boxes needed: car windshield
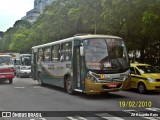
[84,38,129,70]
[137,65,160,73]
[0,56,13,65]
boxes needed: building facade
[22,0,54,23]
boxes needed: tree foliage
[0,0,160,65]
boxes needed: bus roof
[75,34,121,39]
[32,34,122,49]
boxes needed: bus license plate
[108,84,117,88]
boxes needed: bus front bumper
[85,79,123,94]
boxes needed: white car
[16,66,31,78]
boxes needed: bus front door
[32,51,37,80]
[73,47,84,91]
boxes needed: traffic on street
[0,0,160,120]
[0,76,159,120]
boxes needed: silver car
[16,66,31,78]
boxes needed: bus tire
[38,72,44,86]
[66,77,74,95]
[9,79,13,84]
[138,83,146,94]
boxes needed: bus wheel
[138,83,146,94]
[66,77,74,95]
[38,72,44,86]
[9,79,13,84]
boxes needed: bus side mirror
[80,46,84,56]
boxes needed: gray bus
[31,35,130,95]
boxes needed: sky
[0,0,34,32]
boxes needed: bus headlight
[147,78,155,83]
[87,71,98,83]
[125,75,131,81]
[90,76,98,83]
[121,74,130,81]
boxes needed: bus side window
[38,48,44,62]
[60,54,64,62]
[44,47,51,62]
[61,42,72,62]
[51,45,60,62]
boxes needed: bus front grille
[98,77,125,83]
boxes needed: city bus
[19,54,31,66]
[31,34,130,94]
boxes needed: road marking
[33,86,41,88]
[96,113,125,120]
[144,117,160,120]
[102,117,125,120]
[146,107,160,112]
[14,87,25,88]
[30,118,46,120]
[67,116,88,120]
[66,108,160,120]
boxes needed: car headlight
[147,78,155,83]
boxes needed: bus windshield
[0,56,13,65]
[84,38,129,70]
[22,56,31,66]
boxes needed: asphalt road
[0,77,160,120]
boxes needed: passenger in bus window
[66,56,69,61]
[60,54,64,62]
[40,55,44,62]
